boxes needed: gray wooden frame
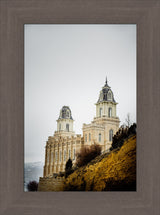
[0,0,160,214]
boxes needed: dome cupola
[55,106,75,137]
[58,106,73,120]
[97,77,116,103]
[95,77,118,118]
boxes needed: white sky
[25,24,136,163]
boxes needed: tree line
[110,123,136,151]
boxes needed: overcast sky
[25,24,136,163]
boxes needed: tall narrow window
[103,93,107,100]
[60,151,62,162]
[99,133,101,142]
[55,151,58,162]
[66,111,69,117]
[85,134,87,142]
[100,93,103,101]
[59,123,61,131]
[89,133,91,141]
[64,150,66,161]
[69,149,71,158]
[109,129,113,141]
[62,110,65,118]
[108,107,112,117]
[99,108,102,117]
[51,152,54,163]
[66,124,69,132]
[73,148,76,160]
[47,151,50,163]
[108,91,112,100]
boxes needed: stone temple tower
[83,77,120,151]
[43,106,82,176]
[54,106,75,137]
[96,77,117,118]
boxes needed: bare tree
[125,113,132,127]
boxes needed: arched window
[103,93,107,100]
[89,133,91,141]
[99,108,102,117]
[109,129,113,142]
[85,134,87,142]
[108,91,112,100]
[108,108,112,117]
[66,111,69,117]
[66,124,69,132]
[99,133,101,142]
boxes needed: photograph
[24,24,136,191]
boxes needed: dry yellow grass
[64,135,136,191]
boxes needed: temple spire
[105,76,107,84]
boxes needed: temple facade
[43,78,120,177]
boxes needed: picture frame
[0,0,159,214]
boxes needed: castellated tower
[43,106,84,177]
[82,78,120,151]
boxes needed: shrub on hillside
[76,144,101,167]
[65,158,74,178]
[128,123,136,136]
[27,180,38,191]
[65,158,72,171]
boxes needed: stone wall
[38,176,64,191]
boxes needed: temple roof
[58,106,73,120]
[97,77,116,103]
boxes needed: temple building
[43,78,120,177]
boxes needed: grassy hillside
[64,135,136,191]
